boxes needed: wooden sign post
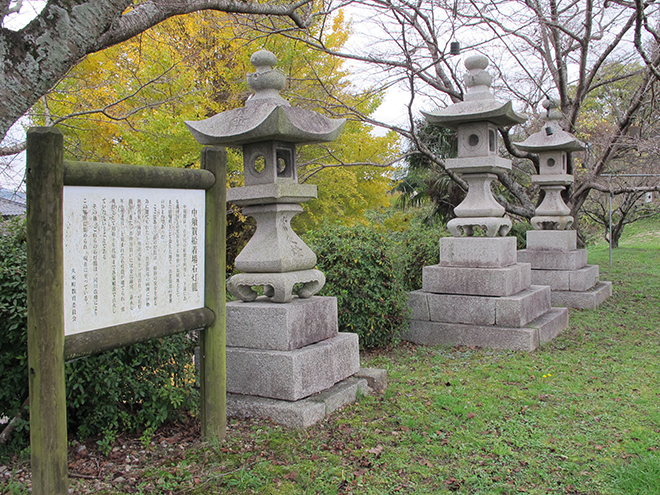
[26,127,227,495]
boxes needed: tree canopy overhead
[0,0,313,144]
[285,0,660,229]
[25,9,398,229]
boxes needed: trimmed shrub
[510,220,532,249]
[390,223,444,293]
[305,224,408,349]
[0,219,197,446]
[65,335,197,439]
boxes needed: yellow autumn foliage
[34,9,399,229]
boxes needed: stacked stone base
[226,296,383,427]
[228,369,385,428]
[402,237,568,351]
[518,231,612,309]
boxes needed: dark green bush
[510,220,532,249]
[390,223,444,293]
[65,335,197,439]
[0,219,29,447]
[0,219,197,446]
[305,223,408,349]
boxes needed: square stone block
[517,249,588,270]
[408,290,431,321]
[422,263,531,297]
[439,237,517,268]
[355,368,388,393]
[227,296,338,351]
[526,230,577,251]
[495,285,551,328]
[531,269,570,291]
[418,285,550,328]
[403,320,540,351]
[551,281,612,309]
[569,265,599,292]
[227,392,326,428]
[227,332,360,401]
[427,292,496,326]
[536,308,569,345]
[227,376,370,428]
[403,307,568,351]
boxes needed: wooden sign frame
[26,127,227,495]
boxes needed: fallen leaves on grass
[366,445,384,457]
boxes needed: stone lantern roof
[185,50,345,146]
[422,55,525,129]
[516,99,584,152]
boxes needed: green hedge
[510,220,532,249]
[65,336,197,440]
[0,219,197,448]
[0,219,29,446]
[390,223,443,293]
[305,224,408,349]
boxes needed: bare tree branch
[0,140,26,157]
[299,151,413,183]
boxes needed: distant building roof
[0,196,26,216]
[0,188,26,202]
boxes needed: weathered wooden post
[200,146,227,440]
[26,127,68,495]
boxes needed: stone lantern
[515,99,612,308]
[186,50,380,427]
[422,55,525,237]
[402,55,568,351]
[186,49,345,303]
[516,99,581,230]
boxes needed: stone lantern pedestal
[186,50,384,427]
[402,56,568,351]
[515,100,611,309]
[405,236,568,350]
[518,231,612,309]
[224,296,374,427]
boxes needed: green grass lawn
[164,218,659,495]
[5,219,660,495]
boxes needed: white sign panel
[63,186,206,336]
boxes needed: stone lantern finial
[246,50,288,106]
[543,98,562,118]
[463,55,494,102]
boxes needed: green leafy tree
[0,0,313,146]
[393,121,462,224]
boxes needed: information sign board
[63,186,205,335]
